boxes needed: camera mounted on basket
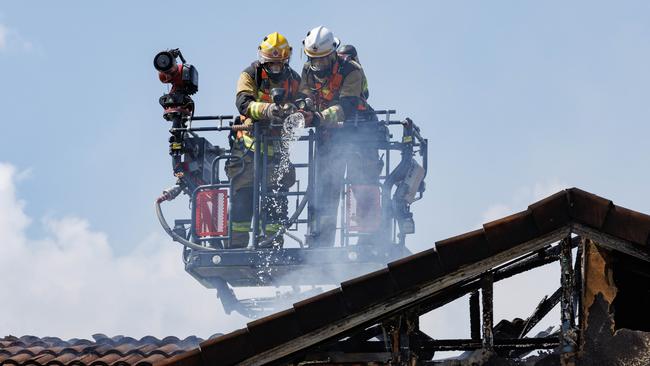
[154,48,199,159]
[154,48,199,117]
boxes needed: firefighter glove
[263,103,281,120]
[281,103,297,117]
[298,110,322,127]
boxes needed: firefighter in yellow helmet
[297,26,382,247]
[226,32,301,248]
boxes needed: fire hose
[155,185,218,252]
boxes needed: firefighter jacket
[235,61,301,153]
[298,56,370,126]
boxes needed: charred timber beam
[381,312,420,365]
[481,273,494,350]
[470,290,481,340]
[573,223,650,264]
[519,287,562,338]
[325,337,561,354]
[418,237,579,316]
[418,337,559,352]
[328,340,388,353]
[410,330,436,361]
[559,235,577,359]
[492,235,580,281]
[573,241,583,329]
[340,324,384,347]
[299,351,392,364]
[308,337,560,358]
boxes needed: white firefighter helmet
[303,26,340,58]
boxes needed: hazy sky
[1,1,649,344]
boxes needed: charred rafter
[274,237,579,366]
[416,237,579,316]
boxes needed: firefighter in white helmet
[226,32,300,248]
[297,26,382,247]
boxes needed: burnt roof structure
[157,188,650,366]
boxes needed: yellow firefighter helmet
[258,32,292,64]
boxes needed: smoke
[0,163,248,339]
[0,24,7,50]
[0,23,33,52]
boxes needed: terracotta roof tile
[31,353,58,364]
[246,308,302,354]
[0,335,205,366]
[568,188,613,229]
[436,228,490,271]
[483,209,539,253]
[387,247,444,290]
[89,353,123,365]
[118,353,148,366]
[6,352,36,363]
[293,287,348,333]
[199,328,251,366]
[152,348,201,366]
[135,353,169,366]
[340,267,399,312]
[602,204,650,246]
[528,190,571,234]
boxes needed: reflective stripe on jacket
[234,61,300,154]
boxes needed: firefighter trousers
[225,145,296,248]
[309,138,382,247]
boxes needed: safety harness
[311,58,368,112]
[255,66,299,103]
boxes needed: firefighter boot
[266,230,284,247]
[230,230,250,249]
[258,223,284,248]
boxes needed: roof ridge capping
[563,187,650,246]
[476,187,649,251]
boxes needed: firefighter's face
[265,62,284,75]
[309,54,333,73]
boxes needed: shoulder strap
[285,68,299,97]
[255,62,264,89]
